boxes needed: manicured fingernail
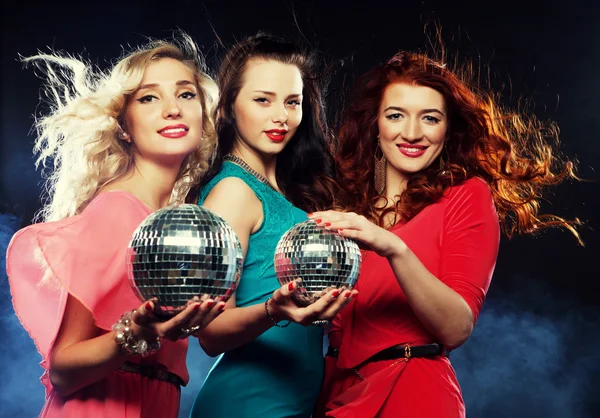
[344,291,352,299]
[307,213,314,217]
[332,290,340,298]
[219,303,226,311]
[206,301,214,309]
[324,222,331,227]
[338,229,344,233]
[315,219,322,224]
[145,302,153,311]
[193,304,201,311]
[288,282,295,291]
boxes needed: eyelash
[423,115,440,124]
[253,98,301,106]
[136,91,197,103]
[385,113,441,124]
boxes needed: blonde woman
[6,34,222,418]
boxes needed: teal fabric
[190,161,324,418]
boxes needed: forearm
[197,301,275,356]
[50,331,127,396]
[388,244,474,348]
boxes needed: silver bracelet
[112,310,161,357]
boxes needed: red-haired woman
[311,51,580,417]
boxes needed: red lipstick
[265,129,287,143]
[158,124,189,139]
[396,144,428,158]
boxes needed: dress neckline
[98,190,154,214]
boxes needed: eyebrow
[253,90,302,99]
[137,80,196,90]
[383,106,445,117]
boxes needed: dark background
[1,0,599,417]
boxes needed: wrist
[265,297,290,328]
[266,297,284,322]
[385,235,409,260]
[112,311,161,357]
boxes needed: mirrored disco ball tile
[274,220,362,306]
[127,204,243,320]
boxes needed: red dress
[316,178,500,418]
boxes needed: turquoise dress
[190,162,324,418]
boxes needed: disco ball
[127,204,243,320]
[274,220,361,306]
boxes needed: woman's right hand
[268,280,358,327]
[130,297,226,342]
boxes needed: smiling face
[377,82,448,182]
[123,57,204,164]
[231,58,303,156]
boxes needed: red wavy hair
[335,51,582,244]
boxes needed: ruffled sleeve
[6,192,155,391]
[440,178,500,324]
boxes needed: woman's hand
[268,280,358,327]
[308,210,406,258]
[131,297,226,341]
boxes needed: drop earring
[374,140,386,194]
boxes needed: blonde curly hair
[25,32,218,222]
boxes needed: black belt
[118,361,184,388]
[327,343,448,363]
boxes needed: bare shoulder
[204,177,262,208]
[203,177,263,236]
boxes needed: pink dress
[6,191,189,418]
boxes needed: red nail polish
[315,219,322,224]
[344,291,352,299]
[332,290,340,298]
[288,282,295,291]
[219,303,226,311]
[338,229,344,233]
[324,222,331,227]
[145,302,153,310]
[193,304,201,311]
[206,301,214,309]
[307,213,313,217]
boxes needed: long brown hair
[336,51,582,244]
[188,33,338,211]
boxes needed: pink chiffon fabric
[6,191,189,418]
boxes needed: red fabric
[316,178,500,418]
[7,191,189,417]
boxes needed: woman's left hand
[133,296,226,341]
[307,211,405,258]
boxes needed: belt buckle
[402,344,412,361]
